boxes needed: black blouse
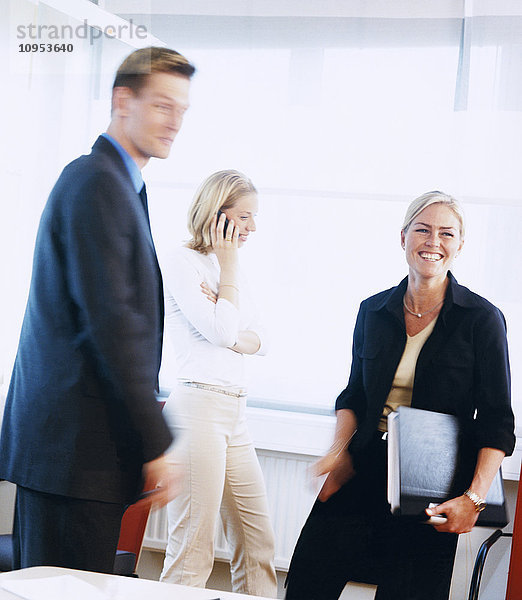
[336,272,515,462]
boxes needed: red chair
[115,497,153,576]
[505,463,522,599]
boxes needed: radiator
[143,449,319,570]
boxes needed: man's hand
[136,454,184,510]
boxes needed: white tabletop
[0,567,275,600]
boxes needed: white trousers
[160,385,277,597]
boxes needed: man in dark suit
[0,47,195,573]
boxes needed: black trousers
[285,434,458,600]
[13,486,125,573]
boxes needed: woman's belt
[180,381,248,398]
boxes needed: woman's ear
[455,237,464,257]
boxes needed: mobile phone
[217,209,230,239]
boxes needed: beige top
[379,317,438,432]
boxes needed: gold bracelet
[219,283,239,292]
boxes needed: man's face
[119,72,191,165]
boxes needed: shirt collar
[372,271,468,325]
[101,133,143,194]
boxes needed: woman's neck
[405,271,448,313]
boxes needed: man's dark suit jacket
[336,272,515,468]
[0,136,173,504]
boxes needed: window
[145,17,521,419]
[3,1,521,426]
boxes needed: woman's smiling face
[401,203,464,282]
[222,193,258,247]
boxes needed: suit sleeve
[61,172,172,463]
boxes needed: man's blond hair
[113,46,195,94]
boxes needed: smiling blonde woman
[285,191,515,600]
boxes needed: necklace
[403,295,444,318]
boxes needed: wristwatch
[463,489,487,512]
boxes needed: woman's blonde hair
[187,170,257,254]
[402,191,466,238]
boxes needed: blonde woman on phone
[159,170,277,597]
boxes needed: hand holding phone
[211,210,239,272]
[217,209,231,239]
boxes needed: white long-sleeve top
[161,246,267,389]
